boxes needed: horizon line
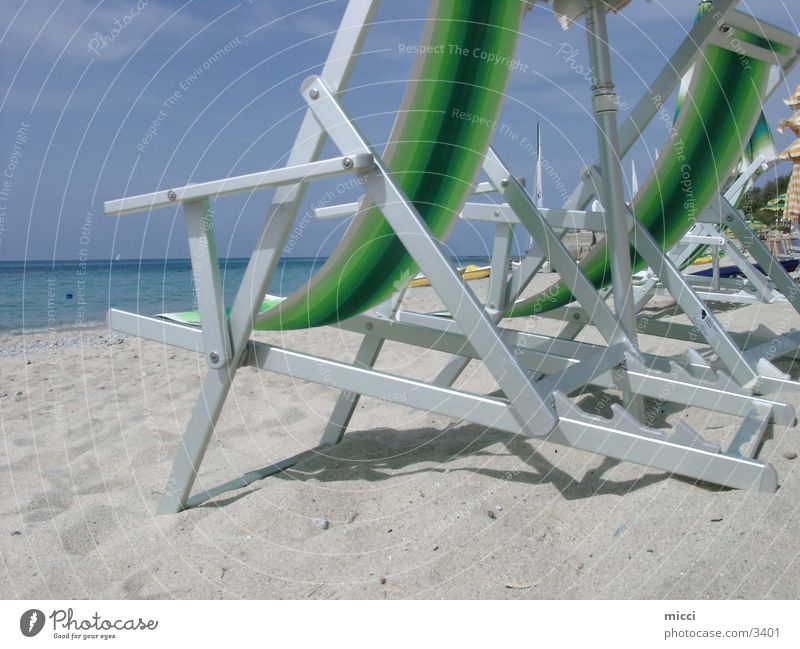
[0,253,492,264]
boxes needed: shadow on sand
[191,420,685,510]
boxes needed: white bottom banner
[1,600,798,647]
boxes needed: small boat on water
[410,263,490,288]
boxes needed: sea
[0,256,488,334]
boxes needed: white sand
[2,277,799,599]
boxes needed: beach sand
[2,276,799,599]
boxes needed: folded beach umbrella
[779,141,800,221]
[779,91,800,221]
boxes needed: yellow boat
[690,250,726,265]
[690,255,714,265]
[410,263,490,288]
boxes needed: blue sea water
[0,258,327,334]
[0,256,489,333]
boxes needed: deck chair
[106,0,795,514]
[508,0,800,396]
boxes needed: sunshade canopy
[551,0,631,29]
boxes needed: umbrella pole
[585,0,644,418]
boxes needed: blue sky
[1,0,798,262]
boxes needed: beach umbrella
[783,85,800,109]
[779,139,800,161]
[777,103,800,222]
[779,156,800,221]
[551,0,631,29]
[777,110,800,138]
